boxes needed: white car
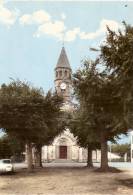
[0,159,14,173]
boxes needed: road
[13,161,133,170]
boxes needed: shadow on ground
[117,178,133,188]
[0,167,133,195]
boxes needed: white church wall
[78,148,83,162]
[67,146,72,160]
[130,130,133,163]
[92,150,98,162]
[71,146,79,161]
[47,146,54,162]
[41,130,102,163]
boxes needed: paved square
[0,167,133,195]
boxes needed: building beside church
[41,47,99,163]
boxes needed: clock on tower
[60,82,67,90]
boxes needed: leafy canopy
[0,80,63,145]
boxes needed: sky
[0,0,132,143]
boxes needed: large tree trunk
[87,146,93,168]
[34,145,43,168]
[100,131,109,171]
[27,142,33,172]
[37,146,43,168]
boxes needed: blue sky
[0,0,132,143]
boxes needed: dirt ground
[0,167,133,195]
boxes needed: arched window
[65,70,67,77]
[56,71,58,77]
[59,70,62,77]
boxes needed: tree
[70,107,100,167]
[0,135,24,160]
[33,92,65,167]
[0,135,12,158]
[0,80,63,171]
[100,22,133,129]
[111,143,130,158]
[73,60,127,171]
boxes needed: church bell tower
[54,47,72,103]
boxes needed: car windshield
[3,160,11,164]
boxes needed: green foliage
[100,22,133,128]
[110,143,130,157]
[73,60,126,141]
[0,135,24,159]
[0,80,63,146]
[0,136,12,158]
[70,107,100,149]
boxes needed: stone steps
[52,159,74,163]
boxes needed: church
[41,47,100,163]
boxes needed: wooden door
[59,146,67,159]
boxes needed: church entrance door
[59,146,67,159]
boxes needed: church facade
[41,47,100,163]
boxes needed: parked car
[0,159,14,173]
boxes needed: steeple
[54,47,72,102]
[56,47,71,69]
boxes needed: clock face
[60,82,66,90]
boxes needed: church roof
[56,47,71,69]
